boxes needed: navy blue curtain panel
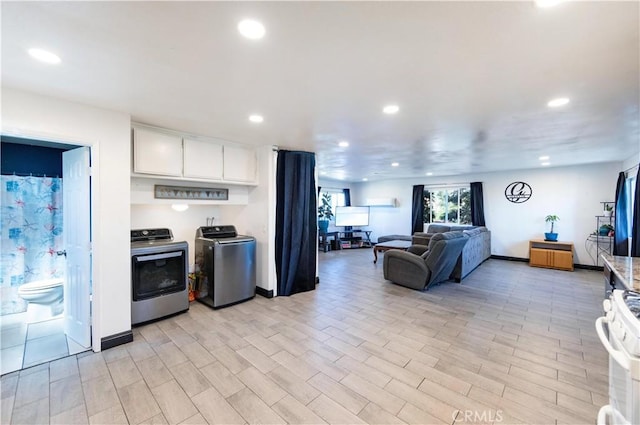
[343,188,351,206]
[614,172,629,256]
[275,150,317,296]
[631,166,640,257]
[343,188,352,233]
[470,182,486,226]
[411,185,424,234]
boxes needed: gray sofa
[412,224,491,282]
[383,231,468,290]
[377,234,412,243]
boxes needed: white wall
[622,153,639,176]
[354,162,623,266]
[2,87,131,348]
[130,204,222,267]
[222,146,277,293]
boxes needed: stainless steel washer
[194,225,256,309]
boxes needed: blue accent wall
[1,137,66,177]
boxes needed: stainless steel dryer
[194,225,256,309]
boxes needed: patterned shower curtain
[1,175,64,315]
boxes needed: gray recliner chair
[383,231,468,291]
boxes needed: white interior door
[63,146,91,348]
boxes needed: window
[319,190,346,220]
[423,187,471,225]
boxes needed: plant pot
[318,219,329,232]
[599,225,613,236]
[603,210,612,217]
[544,232,558,242]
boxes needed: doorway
[0,137,92,374]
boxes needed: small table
[529,239,574,271]
[373,239,412,263]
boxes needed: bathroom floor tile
[27,317,64,340]
[23,333,68,368]
[1,345,25,375]
[67,336,90,355]
[0,312,27,331]
[0,324,27,348]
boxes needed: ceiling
[2,1,639,182]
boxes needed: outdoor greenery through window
[424,187,471,225]
[319,190,345,221]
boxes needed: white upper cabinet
[133,127,183,176]
[183,138,223,180]
[132,125,257,185]
[224,145,256,182]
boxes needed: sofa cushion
[425,224,451,234]
[463,228,483,237]
[427,231,466,250]
[378,234,412,243]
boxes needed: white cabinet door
[133,127,183,176]
[183,138,224,180]
[224,145,256,182]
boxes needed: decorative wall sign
[154,185,228,200]
[505,181,532,203]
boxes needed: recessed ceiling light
[28,48,61,64]
[338,140,349,148]
[362,178,368,182]
[391,162,399,167]
[539,155,550,161]
[541,162,551,166]
[535,0,563,8]
[238,19,265,39]
[426,172,433,176]
[249,114,264,123]
[383,104,399,114]
[547,97,570,108]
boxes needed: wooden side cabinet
[529,239,574,271]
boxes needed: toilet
[18,278,64,323]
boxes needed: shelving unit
[589,201,614,267]
[593,214,614,267]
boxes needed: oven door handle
[595,317,630,370]
[596,405,613,425]
[135,251,183,262]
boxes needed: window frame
[423,185,471,225]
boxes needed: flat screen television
[335,206,370,227]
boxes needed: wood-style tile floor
[1,249,608,424]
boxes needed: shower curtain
[1,175,64,315]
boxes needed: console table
[529,239,574,271]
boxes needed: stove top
[624,290,640,319]
[607,290,640,357]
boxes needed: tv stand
[339,229,372,248]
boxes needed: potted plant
[603,203,613,217]
[318,192,334,232]
[544,214,559,241]
[599,223,614,236]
